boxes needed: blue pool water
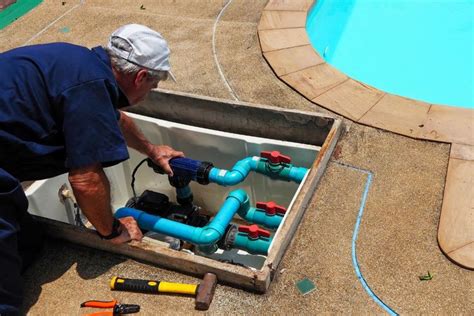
[306,0,473,108]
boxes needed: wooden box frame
[36,90,342,293]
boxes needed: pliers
[80,299,140,316]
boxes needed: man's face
[127,70,159,105]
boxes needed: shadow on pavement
[20,237,125,314]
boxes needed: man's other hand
[109,216,143,244]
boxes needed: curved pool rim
[257,0,473,147]
[257,0,474,275]
[306,0,473,109]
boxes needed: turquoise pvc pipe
[254,160,308,183]
[239,207,283,229]
[233,233,272,255]
[287,166,308,183]
[209,157,258,186]
[115,189,248,247]
[230,189,284,229]
[205,190,244,234]
[115,207,198,238]
[208,156,308,186]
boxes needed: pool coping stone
[258,0,474,270]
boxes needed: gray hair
[105,37,168,81]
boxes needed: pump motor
[126,190,209,228]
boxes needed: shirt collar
[92,46,131,109]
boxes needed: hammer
[110,273,217,310]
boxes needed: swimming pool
[306,0,473,109]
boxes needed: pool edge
[257,0,474,271]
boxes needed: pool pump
[119,151,309,256]
[147,157,213,185]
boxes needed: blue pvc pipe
[115,207,198,237]
[231,193,284,229]
[115,189,248,247]
[288,166,308,183]
[205,190,244,234]
[233,233,272,255]
[209,157,258,186]
[239,207,283,229]
[208,156,308,186]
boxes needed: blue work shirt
[0,43,130,181]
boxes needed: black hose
[131,158,148,198]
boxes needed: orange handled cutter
[80,299,140,316]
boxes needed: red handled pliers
[80,299,140,316]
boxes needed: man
[0,24,183,314]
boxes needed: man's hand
[148,145,184,176]
[109,216,143,244]
[118,111,184,176]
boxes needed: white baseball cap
[108,24,176,81]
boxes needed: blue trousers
[0,168,43,315]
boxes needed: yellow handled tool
[110,273,217,310]
[111,276,198,295]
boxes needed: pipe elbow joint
[209,168,245,186]
[223,171,246,185]
[115,207,160,231]
[227,189,248,205]
[195,227,222,245]
[234,158,256,174]
[115,207,143,220]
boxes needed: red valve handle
[260,151,291,164]
[238,224,271,239]
[256,201,287,215]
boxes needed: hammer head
[195,273,217,311]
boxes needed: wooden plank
[264,120,342,274]
[36,216,270,292]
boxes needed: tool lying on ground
[80,299,140,316]
[110,273,217,310]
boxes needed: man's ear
[134,69,148,86]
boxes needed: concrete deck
[258,0,474,270]
[1,0,472,314]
